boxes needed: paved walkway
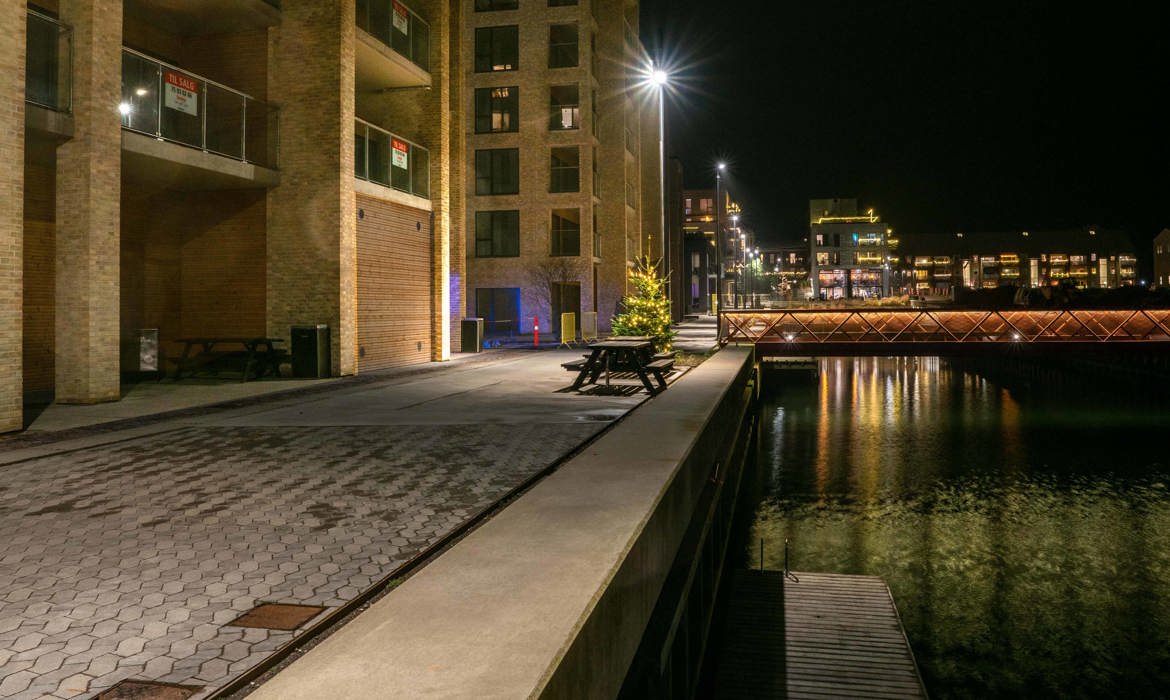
[0,349,678,699]
[0,320,720,697]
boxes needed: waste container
[291,324,331,378]
[461,318,484,353]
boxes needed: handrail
[354,117,430,198]
[355,0,430,72]
[120,47,277,168]
[26,9,72,113]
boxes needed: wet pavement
[0,349,662,699]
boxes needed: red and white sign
[392,1,409,34]
[164,71,199,116]
[391,138,409,169]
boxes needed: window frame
[475,210,521,257]
[551,208,581,256]
[549,146,580,193]
[548,23,579,69]
[475,148,520,195]
[475,25,519,72]
[475,0,519,10]
[474,86,519,133]
[549,84,580,130]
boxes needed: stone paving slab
[0,352,646,699]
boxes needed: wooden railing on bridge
[720,308,1170,356]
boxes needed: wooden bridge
[720,308,1170,356]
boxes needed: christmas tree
[610,257,676,350]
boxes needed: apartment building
[463,0,658,337]
[808,198,892,300]
[1154,228,1170,288]
[898,228,1137,295]
[4,0,462,433]
[680,187,738,313]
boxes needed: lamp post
[714,162,726,319]
[732,218,742,307]
[650,66,668,303]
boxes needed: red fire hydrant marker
[533,316,539,347]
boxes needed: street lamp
[650,64,669,310]
[714,162,726,320]
[732,215,742,307]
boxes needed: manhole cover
[227,603,326,630]
[94,680,201,700]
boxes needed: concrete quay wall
[246,346,755,699]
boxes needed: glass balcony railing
[354,118,429,198]
[355,0,430,72]
[26,10,72,112]
[120,48,278,168]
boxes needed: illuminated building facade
[4,0,461,433]
[463,0,660,336]
[808,198,892,300]
[897,228,1137,295]
[1154,228,1170,288]
[681,187,736,312]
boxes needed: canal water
[751,357,1170,699]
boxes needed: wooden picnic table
[567,340,672,395]
[173,337,285,382]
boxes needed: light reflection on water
[753,357,1170,699]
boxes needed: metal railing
[354,118,430,198]
[120,48,278,168]
[26,10,72,112]
[722,308,1170,353]
[355,0,430,72]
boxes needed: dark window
[550,147,580,193]
[475,148,520,195]
[549,84,579,130]
[593,204,601,257]
[476,288,521,335]
[476,0,518,9]
[549,23,578,68]
[551,209,581,256]
[475,25,519,72]
[475,86,519,133]
[549,0,578,5]
[475,210,520,257]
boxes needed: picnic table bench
[173,337,286,382]
[566,340,670,395]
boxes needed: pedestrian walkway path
[672,314,719,355]
[0,350,654,700]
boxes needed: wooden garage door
[356,194,432,371]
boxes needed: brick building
[463,0,659,338]
[4,0,464,433]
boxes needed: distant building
[681,188,737,312]
[760,246,809,300]
[808,199,892,299]
[896,228,1137,295]
[1154,229,1170,287]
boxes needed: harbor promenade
[0,320,719,699]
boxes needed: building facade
[5,0,463,433]
[808,198,892,300]
[1154,228,1170,288]
[462,0,659,338]
[897,228,1137,295]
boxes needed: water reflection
[753,357,1170,698]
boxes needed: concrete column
[54,0,122,404]
[1,0,27,431]
[267,0,356,376]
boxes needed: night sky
[639,0,1169,267]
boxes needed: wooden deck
[715,570,927,699]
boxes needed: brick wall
[23,160,54,394]
[266,0,356,376]
[54,0,123,404]
[1,0,27,431]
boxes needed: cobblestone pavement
[0,353,640,699]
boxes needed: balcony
[123,0,280,36]
[355,0,430,92]
[25,10,73,143]
[120,48,278,189]
[354,118,429,199]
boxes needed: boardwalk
[715,570,926,699]
[785,572,927,699]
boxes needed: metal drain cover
[94,680,201,699]
[227,603,326,630]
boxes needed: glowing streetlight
[647,61,670,316]
[715,162,727,321]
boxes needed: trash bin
[461,318,484,353]
[137,329,159,372]
[291,324,331,378]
